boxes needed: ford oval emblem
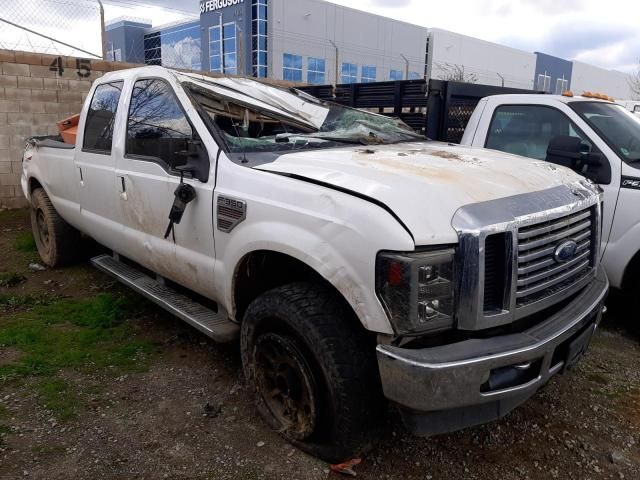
[554,240,579,263]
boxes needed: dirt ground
[0,208,639,480]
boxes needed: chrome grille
[516,207,595,307]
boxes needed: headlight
[376,248,455,335]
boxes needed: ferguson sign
[200,0,244,13]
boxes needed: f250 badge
[622,176,640,190]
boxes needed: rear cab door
[467,96,621,252]
[113,70,219,299]
[74,79,128,252]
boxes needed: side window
[83,82,123,153]
[126,79,192,170]
[485,105,592,161]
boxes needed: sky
[0,0,637,73]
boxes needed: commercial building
[427,28,536,89]
[570,60,633,100]
[533,52,573,94]
[105,18,151,63]
[105,0,635,98]
[107,0,427,83]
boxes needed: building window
[143,22,201,71]
[283,53,302,82]
[341,63,357,84]
[537,73,551,92]
[425,35,430,79]
[555,78,569,94]
[361,65,376,83]
[308,57,326,84]
[408,72,421,80]
[390,69,404,81]
[252,0,268,78]
[209,25,222,73]
[223,23,237,75]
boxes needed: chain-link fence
[0,0,103,58]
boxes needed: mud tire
[30,188,81,267]
[241,282,384,462]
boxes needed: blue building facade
[199,0,267,77]
[144,20,202,71]
[107,0,265,76]
[534,52,573,94]
[105,20,151,64]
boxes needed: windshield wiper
[275,134,367,145]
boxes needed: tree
[629,60,640,100]
[435,62,478,84]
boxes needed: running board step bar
[91,254,239,342]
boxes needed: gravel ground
[1,208,639,480]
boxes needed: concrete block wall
[0,49,292,209]
[0,49,142,209]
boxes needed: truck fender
[215,220,396,334]
[602,220,640,289]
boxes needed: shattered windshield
[180,74,424,153]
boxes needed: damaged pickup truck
[21,66,608,461]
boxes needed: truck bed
[27,135,75,150]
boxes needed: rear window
[83,81,123,153]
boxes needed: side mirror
[172,138,208,183]
[546,136,586,169]
[546,135,610,184]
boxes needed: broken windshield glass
[178,72,424,154]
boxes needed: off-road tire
[241,282,384,463]
[30,188,81,267]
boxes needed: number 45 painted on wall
[49,57,92,78]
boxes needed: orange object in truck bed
[56,113,80,145]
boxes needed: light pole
[329,39,339,86]
[400,53,409,80]
[97,0,107,60]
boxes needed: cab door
[475,99,620,249]
[75,81,128,252]
[114,77,217,299]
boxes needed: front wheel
[30,188,80,267]
[240,282,384,462]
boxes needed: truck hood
[255,142,584,245]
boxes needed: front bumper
[376,265,609,436]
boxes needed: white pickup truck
[461,94,640,310]
[21,66,608,461]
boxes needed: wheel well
[622,249,640,291]
[233,250,349,323]
[29,177,43,195]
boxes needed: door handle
[77,167,84,186]
[116,175,127,200]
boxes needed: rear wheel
[241,282,384,462]
[30,188,80,267]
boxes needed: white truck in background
[461,94,640,310]
[616,100,640,117]
[21,67,608,461]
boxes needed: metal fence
[299,79,543,143]
[0,0,103,59]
